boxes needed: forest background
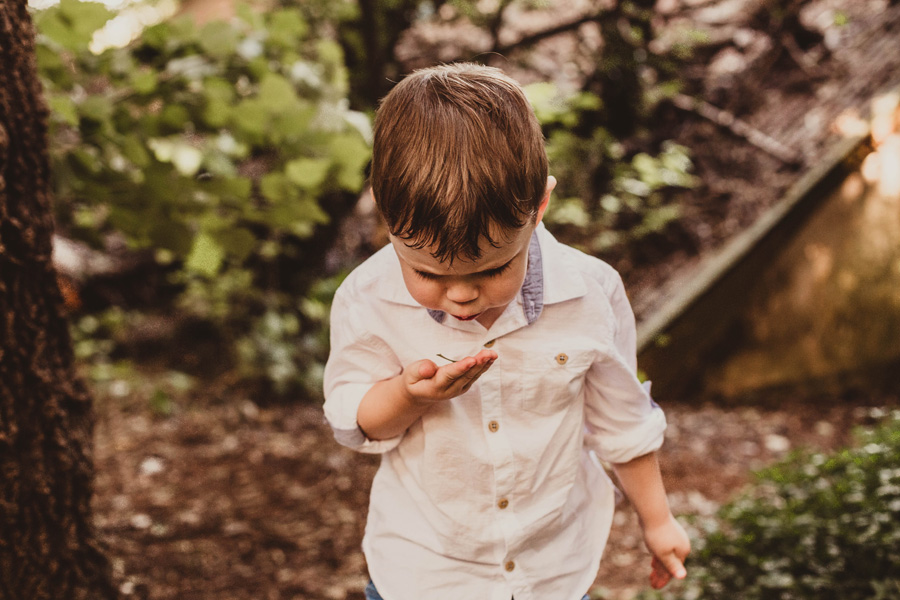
[4,0,900,598]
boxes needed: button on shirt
[323,224,666,600]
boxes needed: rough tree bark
[0,2,117,598]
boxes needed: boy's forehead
[392,225,533,272]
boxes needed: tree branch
[493,12,604,56]
[672,93,804,165]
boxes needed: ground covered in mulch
[89,1,900,598]
[93,387,898,600]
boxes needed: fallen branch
[492,12,603,56]
[672,93,804,165]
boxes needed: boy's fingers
[649,556,673,589]
[435,357,477,388]
[473,348,499,362]
[458,358,495,390]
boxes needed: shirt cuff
[585,402,667,464]
[324,383,404,454]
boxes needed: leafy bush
[525,82,697,256]
[35,1,368,396]
[639,409,900,600]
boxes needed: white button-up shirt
[323,224,666,600]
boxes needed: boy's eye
[412,261,511,281]
[484,262,512,278]
[414,270,440,281]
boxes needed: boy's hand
[403,349,498,404]
[643,514,690,589]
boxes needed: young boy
[323,63,690,600]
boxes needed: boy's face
[390,178,554,329]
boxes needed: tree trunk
[0,2,117,598]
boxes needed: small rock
[612,552,636,567]
[222,434,240,452]
[130,513,152,530]
[138,456,165,477]
[223,521,251,536]
[764,433,791,453]
[815,421,835,437]
[241,400,260,421]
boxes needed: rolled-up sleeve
[323,288,404,454]
[584,273,666,464]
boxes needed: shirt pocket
[504,349,595,415]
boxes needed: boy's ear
[535,176,556,226]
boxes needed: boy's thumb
[407,359,437,383]
[663,554,687,579]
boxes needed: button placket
[479,360,518,561]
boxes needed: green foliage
[40,0,697,398]
[526,83,697,255]
[36,1,370,396]
[639,410,900,600]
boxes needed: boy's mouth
[452,312,481,321]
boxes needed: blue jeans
[364,580,591,600]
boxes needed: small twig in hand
[436,353,458,363]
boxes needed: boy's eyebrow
[413,256,516,277]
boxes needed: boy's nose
[445,282,478,304]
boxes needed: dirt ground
[88,1,900,598]
[92,385,899,600]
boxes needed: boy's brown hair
[371,63,548,262]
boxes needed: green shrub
[640,409,900,600]
[524,82,697,256]
[35,1,368,396]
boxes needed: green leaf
[78,95,113,124]
[120,134,151,168]
[149,220,193,256]
[258,74,299,113]
[267,9,309,48]
[48,95,79,126]
[233,98,268,139]
[34,0,113,51]
[328,133,370,191]
[130,69,158,95]
[260,172,293,203]
[315,39,344,71]
[285,157,331,190]
[185,232,224,277]
[214,227,257,262]
[202,77,236,104]
[268,103,315,142]
[35,44,66,77]
[524,82,559,123]
[148,139,203,176]
[199,21,239,59]
[160,104,191,131]
[140,21,173,50]
[203,99,232,128]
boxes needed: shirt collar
[376,223,587,324]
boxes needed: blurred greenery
[37,0,366,398]
[39,0,696,400]
[635,409,900,600]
